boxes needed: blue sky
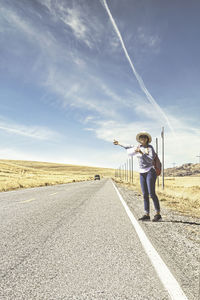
[0,0,200,169]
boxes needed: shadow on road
[160,220,200,226]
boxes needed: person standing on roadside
[113,131,162,222]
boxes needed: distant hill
[165,163,200,177]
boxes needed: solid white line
[112,181,188,300]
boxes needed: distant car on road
[94,174,100,180]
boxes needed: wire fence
[115,156,134,183]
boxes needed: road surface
[0,179,189,299]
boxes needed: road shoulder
[115,181,200,300]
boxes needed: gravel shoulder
[115,181,200,300]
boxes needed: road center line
[112,181,188,300]
[19,198,35,203]
[49,192,57,196]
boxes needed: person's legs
[146,168,160,213]
[140,172,150,214]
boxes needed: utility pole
[128,158,129,182]
[131,156,133,184]
[161,127,164,189]
[156,137,159,187]
[127,160,128,182]
[129,158,131,183]
[127,160,129,182]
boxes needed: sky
[0,0,200,170]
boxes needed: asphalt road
[0,179,179,299]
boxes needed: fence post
[127,160,129,182]
[161,127,164,189]
[126,160,127,182]
[131,156,133,184]
[156,137,159,187]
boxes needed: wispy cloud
[0,3,86,76]
[60,7,93,48]
[0,118,60,140]
[84,115,200,167]
[0,6,55,49]
[40,0,120,53]
[85,119,153,144]
[0,147,42,162]
[44,65,122,119]
[137,27,160,51]
[39,0,95,49]
[44,61,175,128]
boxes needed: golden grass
[1,159,199,218]
[156,177,200,218]
[115,174,200,218]
[0,159,115,192]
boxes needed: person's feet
[138,215,150,221]
[152,214,162,222]
[138,214,162,222]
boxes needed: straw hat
[136,131,152,143]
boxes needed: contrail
[101,0,175,135]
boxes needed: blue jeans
[140,167,160,214]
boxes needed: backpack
[153,153,162,176]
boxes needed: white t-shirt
[123,144,154,173]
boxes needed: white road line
[112,181,188,300]
[49,193,57,196]
[19,198,35,203]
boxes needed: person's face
[139,135,148,146]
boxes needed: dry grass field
[115,174,200,218]
[156,177,200,217]
[0,160,115,192]
[1,159,199,218]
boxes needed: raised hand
[135,146,143,154]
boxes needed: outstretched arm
[113,139,133,149]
